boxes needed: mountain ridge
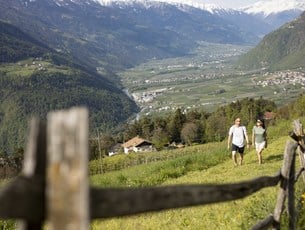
[242,0,305,17]
[237,11,305,71]
[94,0,305,33]
[0,0,260,72]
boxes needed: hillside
[89,119,305,229]
[237,12,305,71]
[0,21,51,63]
[0,21,138,154]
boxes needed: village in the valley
[253,70,305,88]
[130,68,305,114]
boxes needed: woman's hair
[256,118,266,129]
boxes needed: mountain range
[0,0,305,153]
[242,0,305,29]
[97,0,305,32]
[1,0,304,70]
[0,0,256,71]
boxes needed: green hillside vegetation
[0,21,138,154]
[118,97,276,148]
[237,12,305,71]
[0,21,51,63]
[89,119,305,229]
[87,97,277,160]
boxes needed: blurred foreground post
[46,107,89,230]
[18,118,46,230]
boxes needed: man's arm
[227,130,232,150]
[251,128,255,146]
[244,127,250,147]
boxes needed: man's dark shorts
[232,144,245,154]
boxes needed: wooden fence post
[18,118,46,230]
[288,147,296,230]
[273,140,298,230]
[292,120,305,184]
[46,107,89,230]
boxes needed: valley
[119,42,305,116]
[1,0,305,154]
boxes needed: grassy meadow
[90,120,305,229]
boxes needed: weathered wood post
[273,140,298,230]
[288,147,296,230]
[18,118,46,230]
[292,120,305,184]
[46,107,89,230]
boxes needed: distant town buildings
[254,71,305,87]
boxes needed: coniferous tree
[167,108,186,143]
[140,116,153,139]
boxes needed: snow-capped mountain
[242,0,305,17]
[95,0,227,12]
[241,0,305,29]
[94,0,305,31]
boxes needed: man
[227,118,249,166]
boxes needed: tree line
[90,97,279,158]
[124,97,276,147]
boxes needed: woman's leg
[257,150,263,164]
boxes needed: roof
[109,143,122,152]
[122,136,151,148]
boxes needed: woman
[252,119,267,165]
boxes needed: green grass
[90,122,305,229]
[0,59,72,80]
[90,142,228,187]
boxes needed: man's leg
[232,151,238,166]
[239,153,244,165]
[239,146,245,165]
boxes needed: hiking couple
[227,118,267,166]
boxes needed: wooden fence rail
[0,107,305,229]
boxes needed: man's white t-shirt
[229,125,247,148]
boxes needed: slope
[0,21,138,154]
[237,12,305,71]
[90,120,304,229]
